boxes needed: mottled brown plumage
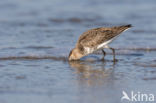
[77,25,131,52]
[69,24,132,61]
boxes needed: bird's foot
[113,59,118,62]
[101,57,105,61]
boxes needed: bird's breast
[84,47,96,54]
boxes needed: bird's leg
[101,49,106,61]
[110,47,116,62]
[105,45,117,62]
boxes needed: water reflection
[68,60,119,103]
[69,60,115,86]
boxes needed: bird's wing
[76,25,131,49]
[76,28,116,48]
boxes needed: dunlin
[68,24,132,61]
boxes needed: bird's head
[68,48,83,61]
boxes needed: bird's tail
[122,24,132,28]
[118,24,132,31]
[112,24,132,34]
[110,24,132,36]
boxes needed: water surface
[0,0,156,103]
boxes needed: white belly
[84,47,95,54]
[97,38,113,49]
[84,38,114,54]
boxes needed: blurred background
[0,0,156,103]
[0,0,156,50]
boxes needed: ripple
[132,30,156,34]
[0,56,67,62]
[143,77,156,81]
[48,17,101,24]
[15,75,26,80]
[134,62,156,68]
[0,47,155,62]
[0,64,5,67]
[25,46,54,50]
[116,47,156,51]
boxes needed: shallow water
[0,0,156,103]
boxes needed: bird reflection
[69,60,115,86]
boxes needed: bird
[68,24,132,61]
